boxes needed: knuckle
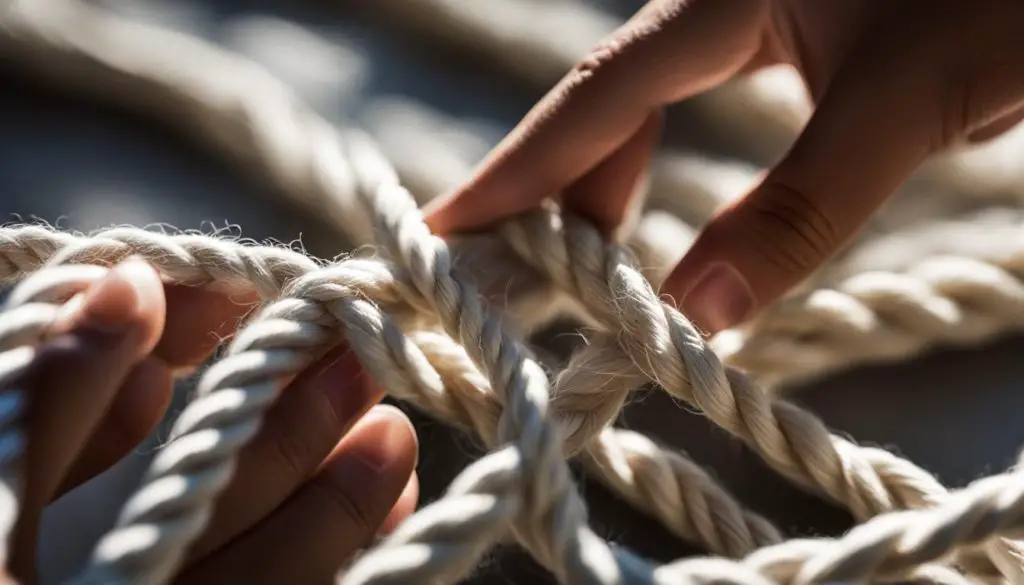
[742,183,840,276]
[308,476,377,534]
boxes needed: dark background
[5,1,1024,583]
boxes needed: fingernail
[113,256,164,326]
[681,263,754,335]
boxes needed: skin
[10,258,418,585]
[424,0,1024,335]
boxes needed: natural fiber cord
[1,1,1024,584]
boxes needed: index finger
[424,0,769,234]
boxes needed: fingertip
[421,191,456,234]
[111,257,166,356]
[316,405,419,535]
[346,405,419,476]
[662,212,757,336]
[667,259,756,336]
[322,403,418,500]
[51,257,165,360]
[422,182,511,236]
[663,165,850,335]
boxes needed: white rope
[0,2,1022,584]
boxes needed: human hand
[11,258,418,584]
[424,0,1024,334]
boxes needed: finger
[664,55,942,335]
[54,355,173,496]
[11,259,165,580]
[967,103,1024,143]
[562,109,664,236]
[154,285,258,369]
[424,0,768,234]
[377,471,419,537]
[48,285,254,496]
[54,285,260,492]
[669,22,1024,337]
[174,405,418,585]
[183,344,384,563]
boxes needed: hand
[11,258,418,584]
[424,0,1024,334]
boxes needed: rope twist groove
[1,1,1023,584]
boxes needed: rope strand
[0,2,1022,584]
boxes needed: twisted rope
[355,97,1024,389]
[2,222,1024,585]
[4,229,754,585]
[7,203,1023,573]
[495,204,1024,578]
[0,220,781,563]
[0,1,1023,584]
[716,253,1024,385]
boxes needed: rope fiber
[1,1,1023,584]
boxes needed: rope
[4,211,1024,585]
[0,1,1022,584]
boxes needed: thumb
[663,59,938,335]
